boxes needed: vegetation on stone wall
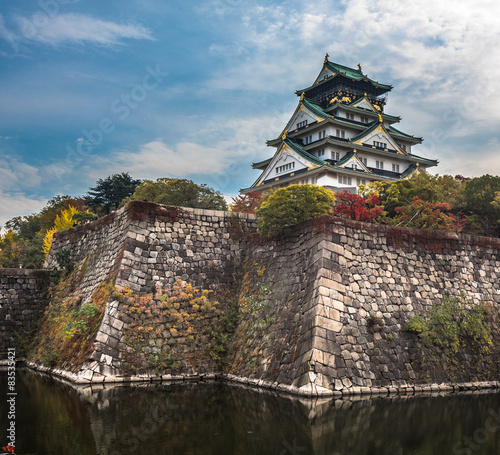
[115,280,238,374]
[404,294,495,377]
[27,262,114,371]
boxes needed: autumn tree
[333,190,383,222]
[393,196,465,232]
[230,191,264,214]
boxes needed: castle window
[374,141,387,148]
[392,164,400,173]
[336,129,345,139]
[297,120,308,129]
[361,116,369,123]
[345,112,354,120]
[276,162,295,174]
[304,135,313,145]
[332,151,340,161]
[319,130,327,139]
[317,149,325,157]
[339,175,352,185]
[357,178,367,186]
[361,157,367,166]
[376,160,384,170]
[401,144,406,151]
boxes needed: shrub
[256,184,335,236]
[333,190,383,222]
[403,293,492,356]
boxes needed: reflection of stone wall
[0,269,51,359]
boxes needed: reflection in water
[1,369,499,455]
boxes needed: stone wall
[46,201,257,298]
[40,201,257,382]
[228,217,500,394]
[32,203,500,394]
[0,269,51,359]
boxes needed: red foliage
[230,191,264,214]
[333,190,383,223]
[394,196,465,232]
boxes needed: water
[1,369,500,454]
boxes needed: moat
[1,368,500,455]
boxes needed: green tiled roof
[335,151,355,167]
[285,138,325,166]
[252,157,272,170]
[400,164,418,179]
[349,122,380,143]
[325,61,392,90]
[302,99,330,119]
[388,125,423,142]
[297,60,392,95]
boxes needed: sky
[1,0,500,228]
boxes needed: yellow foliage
[42,205,80,258]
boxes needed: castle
[245,55,438,193]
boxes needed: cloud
[9,13,153,47]
[0,191,47,229]
[0,155,42,190]
[76,112,288,195]
[0,155,46,227]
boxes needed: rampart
[3,202,499,395]
[0,268,51,358]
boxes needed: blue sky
[1,0,500,227]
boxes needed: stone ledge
[18,362,500,399]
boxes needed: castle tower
[244,55,438,193]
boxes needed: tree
[230,191,264,214]
[463,175,500,236]
[393,196,465,232]
[42,206,81,258]
[126,178,228,211]
[333,190,383,222]
[359,172,467,218]
[256,184,335,237]
[86,172,141,215]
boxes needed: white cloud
[0,155,42,190]
[0,155,46,227]
[0,191,47,229]
[11,13,153,47]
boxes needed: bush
[256,184,335,236]
[403,293,492,356]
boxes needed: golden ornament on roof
[324,53,329,64]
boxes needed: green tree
[464,175,500,236]
[256,184,335,236]
[86,172,141,215]
[126,178,228,211]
